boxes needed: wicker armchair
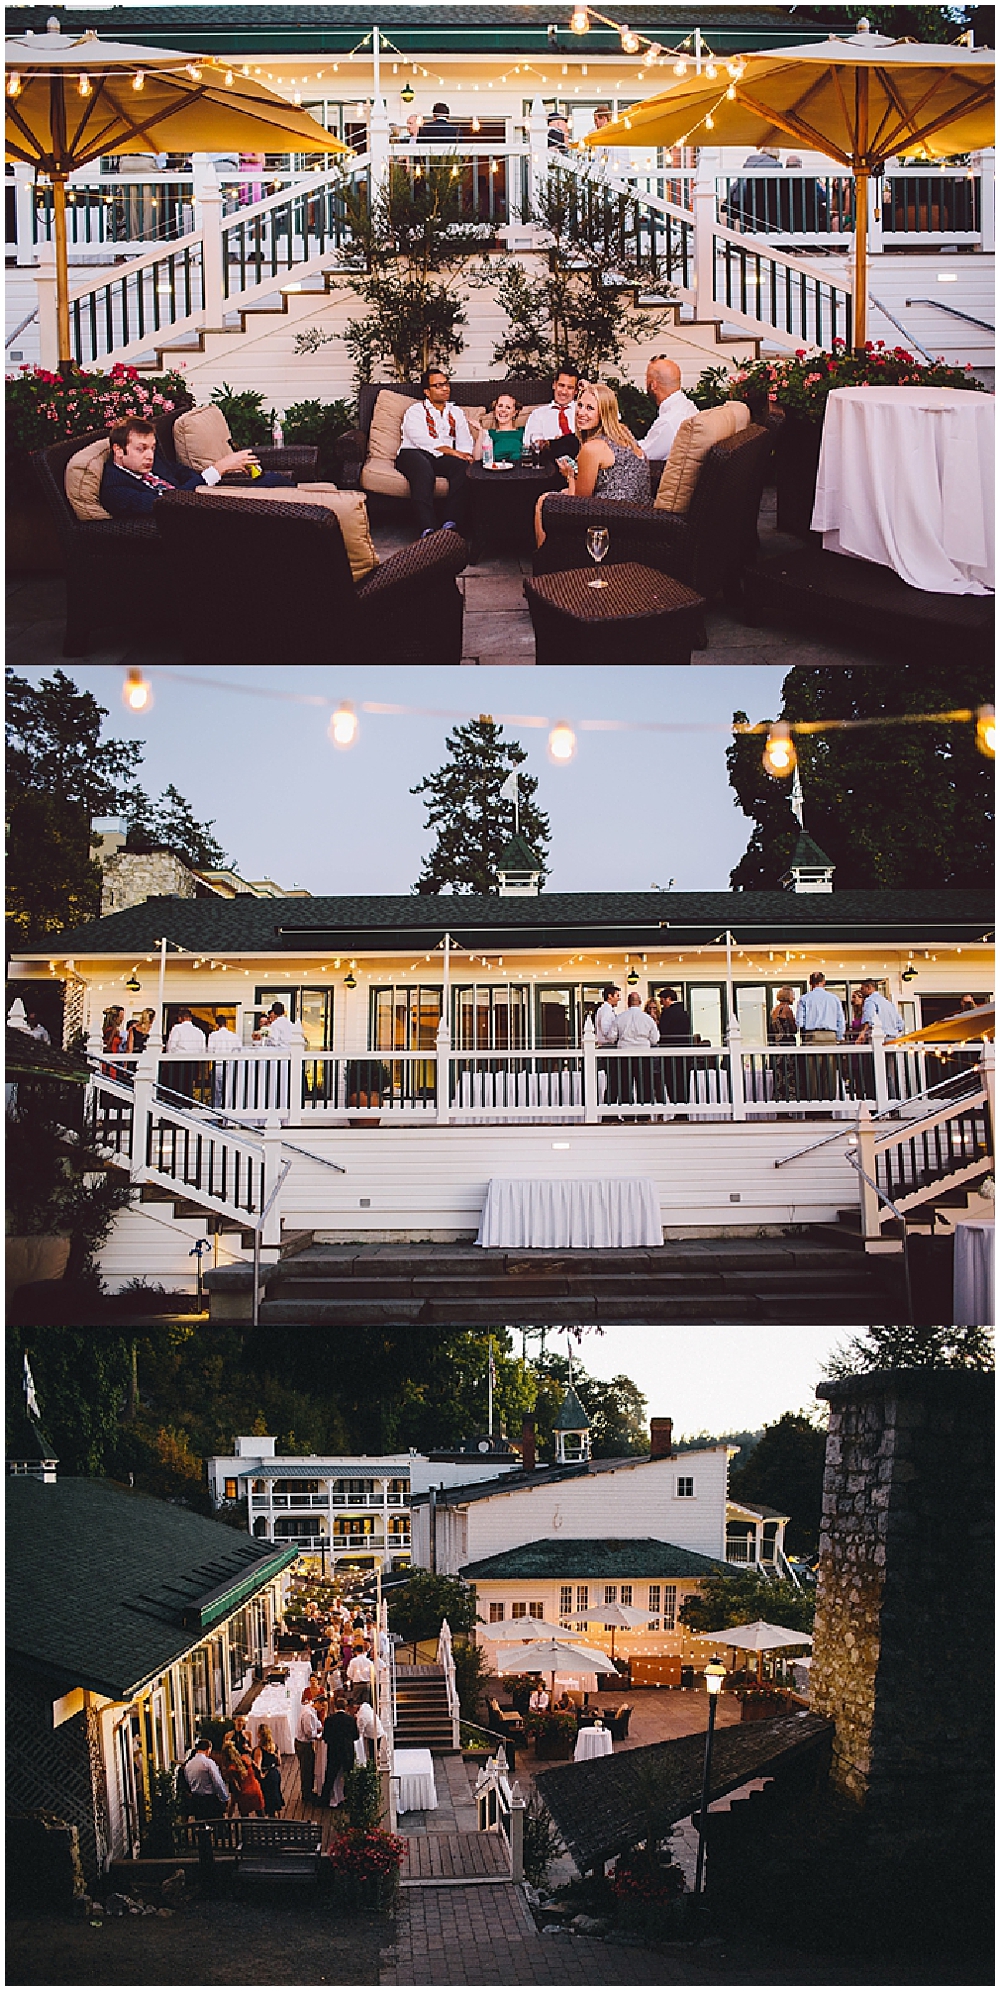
[532,421,776,612]
[153,490,469,663]
[31,412,319,658]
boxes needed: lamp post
[694,1658,726,1898]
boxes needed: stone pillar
[811,1369,993,1852]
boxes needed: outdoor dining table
[476,1175,662,1249]
[952,1217,994,1327]
[811,385,995,595]
[467,457,557,558]
[394,1747,438,1815]
[574,1725,614,1763]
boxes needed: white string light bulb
[762,721,796,778]
[78,73,91,97]
[132,70,145,91]
[329,702,359,750]
[123,668,152,713]
[548,721,577,764]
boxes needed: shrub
[282,397,356,478]
[451,1638,488,1721]
[606,375,657,437]
[209,382,275,447]
[6,362,189,452]
[344,1759,382,1834]
[522,1791,561,1888]
[612,1844,685,1932]
[722,341,984,423]
[326,1828,407,1881]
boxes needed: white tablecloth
[574,1726,613,1763]
[953,1218,994,1326]
[812,385,994,595]
[246,1701,296,1755]
[477,1176,662,1248]
[395,1747,437,1815]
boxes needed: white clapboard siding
[97,1202,251,1295]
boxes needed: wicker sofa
[333,378,553,515]
[153,490,469,664]
[532,419,778,614]
[32,411,317,657]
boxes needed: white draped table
[811,385,995,595]
[953,1218,994,1326]
[574,1726,614,1763]
[395,1748,437,1815]
[246,1660,314,1755]
[477,1176,662,1249]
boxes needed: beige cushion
[195,483,378,581]
[367,388,418,466]
[361,458,449,502]
[173,403,232,471]
[653,400,750,515]
[65,437,112,521]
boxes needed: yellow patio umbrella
[584,22,995,347]
[5,25,348,364]
[895,1003,994,1044]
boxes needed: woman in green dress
[474,392,524,465]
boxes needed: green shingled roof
[461,1536,729,1580]
[6,1478,297,1700]
[498,834,543,873]
[553,1384,591,1432]
[13,889,992,961]
[787,832,835,870]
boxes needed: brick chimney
[650,1417,673,1460]
[521,1416,536,1473]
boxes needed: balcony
[248,1490,408,1509]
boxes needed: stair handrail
[843,1140,915,1325]
[437,1618,462,1752]
[775,1059,988,1167]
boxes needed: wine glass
[586,526,610,587]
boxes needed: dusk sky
[558,1325,839,1434]
[44,664,789,896]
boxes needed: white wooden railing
[437,1618,462,1754]
[475,1744,525,1880]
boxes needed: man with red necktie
[397,365,474,537]
[522,365,580,463]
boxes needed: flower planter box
[774,412,824,538]
[6,451,64,574]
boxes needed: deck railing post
[35,237,60,370]
[288,1020,307,1125]
[855,1105,881,1239]
[130,1043,158,1173]
[199,169,224,322]
[583,1016,598,1123]
[260,1111,284,1258]
[871,1020,889,1116]
[527,97,547,217]
[509,1782,525,1881]
[726,1016,745,1122]
[694,146,720,316]
[436,1016,451,1125]
[982,1034,995,1130]
[977,147,995,252]
[14,163,35,266]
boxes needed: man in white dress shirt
[521,366,580,459]
[639,356,698,465]
[594,983,622,1109]
[207,1012,241,1108]
[295,1697,323,1803]
[396,366,474,537]
[617,990,660,1110]
[257,1001,297,1050]
[166,1008,207,1054]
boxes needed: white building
[207,1433,522,1571]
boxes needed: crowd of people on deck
[176,1600,387,1823]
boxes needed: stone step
[258,1291,888,1326]
[270,1265,876,1301]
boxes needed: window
[663,1585,677,1631]
[559,1585,573,1622]
[529,1602,544,1619]
[511,1601,527,1619]
[223,1478,237,1502]
[386,1478,408,1503]
[575,1583,589,1630]
[454,984,529,1051]
[489,1603,506,1624]
[604,1584,617,1606]
[676,1475,695,1498]
[371,985,442,1052]
[620,1584,633,1606]
[647,1583,661,1630]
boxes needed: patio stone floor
[6,490,894,668]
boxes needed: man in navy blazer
[99,416,280,519]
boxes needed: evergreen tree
[411,718,550,895]
[826,1325,994,1375]
[728,1411,827,1555]
[125,783,227,870]
[727,664,994,890]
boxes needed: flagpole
[487,1336,493,1438]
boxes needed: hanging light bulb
[471,113,481,131]
[78,72,92,97]
[673,58,688,77]
[7,72,22,96]
[705,113,714,129]
[224,69,234,87]
[548,721,577,764]
[570,5,591,34]
[132,69,145,91]
[620,26,641,54]
[762,721,796,778]
[123,668,152,712]
[329,701,358,749]
[704,60,718,78]
[727,83,736,99]
[976,704,996,758]
[186,64,203,81]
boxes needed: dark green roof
[787,832,835,871]
[553,1384,591,1432]
[498,834,542,873]
[6,1478,297,1700]
[6,7,854,57]
[461,1536,729,1580]
[14,889,993,960]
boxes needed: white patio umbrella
[480,1617,569,1642]
[691,1619,813,1680]
[496,1637,620,1697]
[582,1600,653,1660]
[584,23,994,347]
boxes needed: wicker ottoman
[523,563,706,663]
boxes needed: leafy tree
[332,157,491,383]
[6,1324,132,1477]
[680,1569,815,1635]
[825,1325,994,1376]
[728,1411,827,1555]
[125,783,227,870]
[388,1569,478,1647]
[676,1427,762,1472]
[6,668,143,938]
[727,665,994,890]
[411,718,550,895]
[490,164,671,376]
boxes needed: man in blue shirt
[99,416,279,519]
[859,980,905,1042]
[795,972,846,1043]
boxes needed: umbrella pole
[52,174,72,369]
[854,167,869,350]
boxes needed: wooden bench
[234,1819,323,1887]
